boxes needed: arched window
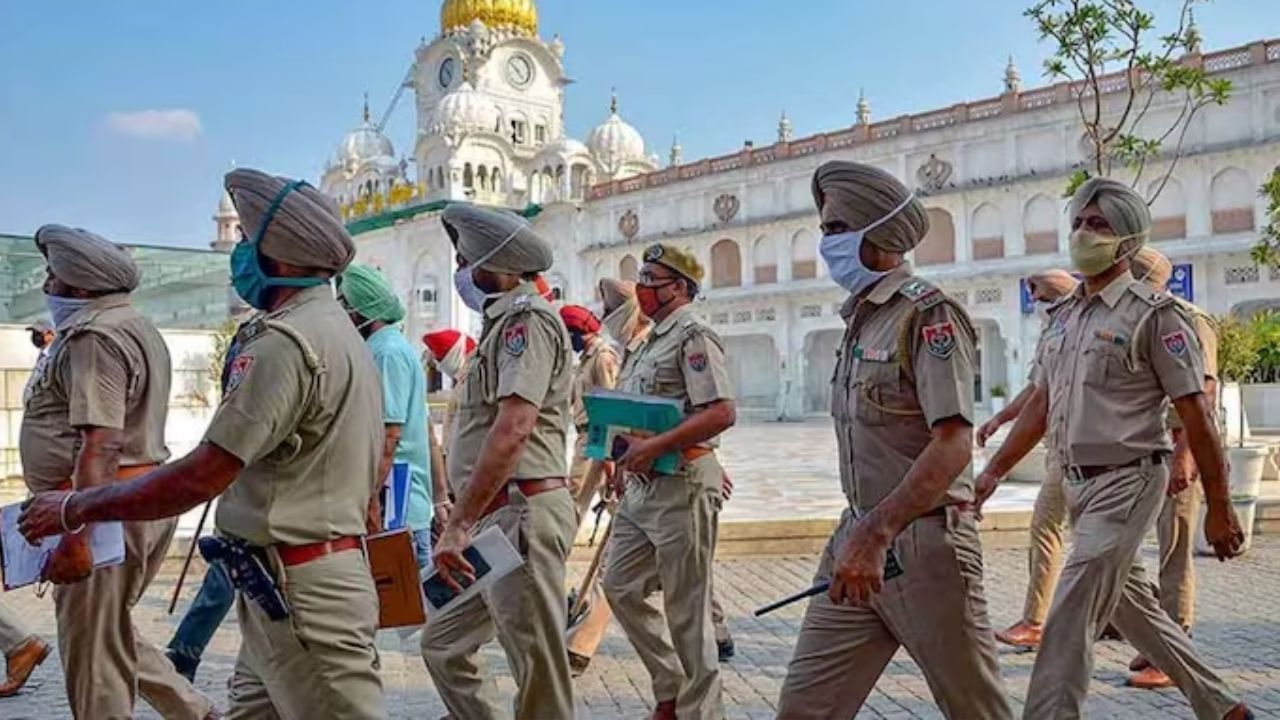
[477,165,489,191]
[593,259,609,289]
[1148,178,1187,240]
[970,203,1004,260]
[915,208,956,265]
[571,165,589,199]
[791,229,817,279]
[619,255,639,282]
[463,163,474,189]
[415,273,438,320]
[753,235,777,284]
[1211,167,1255,234]
[1023,195,1058,254]
[492,169,503,193]
[710,239,742,288]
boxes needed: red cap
[422,329,476,360]
[559,304,601,334]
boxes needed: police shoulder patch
[687,352,708,372]
[504,324,528,356]
[922,321,957,359]
[1161,330,1189,358]
[226,354,255,395]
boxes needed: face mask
[1068,230,1126,277]
[437,342,467,379]
[570,332,586,353]
[819,193,915,296]
[454,266,488,313]
[44,294,93,329]
[231,180,327,310]
[636,280,677,319]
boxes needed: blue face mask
[44,294,93,328]
[230,180,328,310]
[570,332,586,353]
[819,193,915,297]
[453,266,488,313]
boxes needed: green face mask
[1069,230,1129,277]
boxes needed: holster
[197,536,290,621]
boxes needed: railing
[586,37,1278,199]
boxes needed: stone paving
[3,537,1280,718]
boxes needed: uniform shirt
[204,285,383,546]
[20,295,171,493]
[571,335,621,429]
[1042,273,1204,467]
[367,325,434,532]
[1028,304,1071,464]
[616,303,734,448]
[1166,299,1217,432]
[830,264,976,512]
[447,282,572,495]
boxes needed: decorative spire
[777,110,793,143]
[669,134,683,166]
[1004,55,1022,94]
[1186,8,1202,54]
[609,87,618,116]
[856,88,871,125]
[362,92,371,123]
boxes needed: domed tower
[321,96,407,216]
[211,189,239,252]
[586,92,657,181]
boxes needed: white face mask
[44,294,93,329]
[818,193,915,297]
[453,224,523,313]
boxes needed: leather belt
[275,536,362,568]
[56,463,159,491]
[1065,452,1167,483]
[481,478,568,518]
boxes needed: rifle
[167,500,212,615]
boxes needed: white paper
[421,525,523,617]
[0,503,126,590]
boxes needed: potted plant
[990,385,1008,415]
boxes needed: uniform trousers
[776,507,1012,720]
[422,487,576,720]
[228,547,385,719]
[0,601,33,654]
[53,517,214,719]
[1021,462,1069,625]
[1024,461,1237,719]
[1156,482,1202,631]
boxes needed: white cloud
[104,109,202,141]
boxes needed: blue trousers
[166,561,233,680]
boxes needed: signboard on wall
[1020,263,1193,314]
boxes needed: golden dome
[441,0,538,36]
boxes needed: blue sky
[1,0,1275,248]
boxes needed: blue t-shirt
[367,325,433,531]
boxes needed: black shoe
[165,648,199,683]
[568,651,591,676]
[717,638,735,662]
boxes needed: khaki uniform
[0,603,32,655]
[203,285,386,719]
[600,303,731,719]
[1154,301,1217,631]
[19,294,213,719]
[1026,274,1238,719]
[422,282,577,720]
[569,335,620,518]
[777,266,1011,720]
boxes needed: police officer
[976,269,1078,649]
[20,169,387,719]
[560,303,621,519]
[425,204,577,720]
[976,178,1251,720]
[775,161,1011,719]
[1124,246,1219,690]
[13,225,216,719]
[601,244,736,720]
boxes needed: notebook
[0,502,126,590]
[419,525,522,616]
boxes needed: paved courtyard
[2,537,1279,718]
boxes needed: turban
[1026,269,1078,302]
[811,161,929,253]
[642,244,704,284]
[559,305,601,334]
[225,168,355,272]
[1068,177,1151,260]
[442,204,553,274]
[26,319,53,334]
[1130,247,1173,288]
[599,278,636,314]
[423,329,475,380]
[338,264,405,323]
[35,225,141,293]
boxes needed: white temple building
[216,1,1280,418]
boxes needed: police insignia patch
[226,355,254,395]
[922,321,957,359]
[504,324,528,356]
[1162,330,1189,358]
[688,352,707,372]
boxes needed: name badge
[1093,329,1128,347]
[853,347,892,363]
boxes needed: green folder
[582,389,685,475]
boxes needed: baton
[167,500,212,615]
[754,582,830,616]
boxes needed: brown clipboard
[367,529,427,628]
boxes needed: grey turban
[442,203,553,274]
[35,225,140,293]
[1027,269,1078,302]
[1068,177,1151,260]
[1130,246,1173,288]
[811,161,930,253]
[599,278,636,314]
[226,168,354,272]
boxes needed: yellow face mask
[1069,230,1144,278]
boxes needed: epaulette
[234,316,269,346]
[262,318,325,374]
[511,293,533,312]
[898,278,946,311]
[1126,282,1173,308]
